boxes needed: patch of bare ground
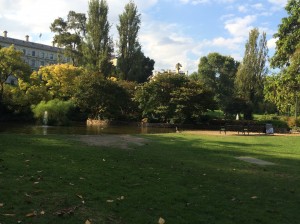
[76,135,148,149]
[182,130,300,136]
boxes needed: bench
[220,124,265,135]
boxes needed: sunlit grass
[0,133,299,223]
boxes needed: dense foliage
[1,1,298,126]
[134,72,216,123]
[235,28,268,119]
[196,53,239,114]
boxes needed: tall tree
[235,28,268,119]
[265,45,300,115]
[50,11,86,66]
[266,0,300,117]
[83,0,114,77]
[117,1,143,81]
[270,0,300,68]
[196,53,239,114]
[0,45,31,104]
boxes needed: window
[31,59,35,67]
[32,51,35,57]
[23,49,26,55]
[50,54,53,60]
[40,52,45,58]
[40,61,45,66]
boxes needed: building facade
[0,31,69,70]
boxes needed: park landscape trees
[235,28,268,119]
[265,0,300,117]
[0,0,298,126]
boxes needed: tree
[266,0,300,118]
[117,1,152,82]
[196,53,239,114]
[235,28,268,119]
[83,0,114,77]
[74,73,132,120]
[36,64,85,100]
[50,11,86,66]
[265,45,300,115]
[270,0,300,68]
[134,72,215,123]
[0,45,31,104]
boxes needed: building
[0,31,69,71]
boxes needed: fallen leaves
[53,205,80,216]
[25,211,37,217]
[2,213,16,217]
[158,217,165,224]
[106,196,125,203]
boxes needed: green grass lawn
[0,133,300,224]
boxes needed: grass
[0,133,300,224]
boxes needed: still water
[0,122,176,135]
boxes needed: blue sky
[0,0,288,73]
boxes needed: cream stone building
[0,31,70,84]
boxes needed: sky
[0,0,288,73]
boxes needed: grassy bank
[0,133,300,224]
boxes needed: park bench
[220,124,266,135]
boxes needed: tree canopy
[235,28,268,119]
[50,11,86,66]
[83,0,114,77]
[270,0,300,68]
[196,52,239,114]
[0,45,31,103]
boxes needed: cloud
[224,15,256,37]
[140,21,199,72]
[267,38,277,50]
[268,0,287,8]
[179,0,235,4]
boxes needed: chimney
[25,35,29,42]
[3,31,7,37]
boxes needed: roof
[0,36,61,53]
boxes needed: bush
[31,99,74,126]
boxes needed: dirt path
[182,130,300,136]
[76,134,148,149]
[75,131,300,149]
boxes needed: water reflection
[0,122,175,135]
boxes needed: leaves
[158,217,166,224]
[85,219,92,224]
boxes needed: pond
[0,122,176,135]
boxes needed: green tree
[270,0,300,68]
[235,28,268,119]
[36,64,85,100]
[196,53,239,114]
[265,45,300,115]
[134,72,215,123]
[74,73,132,120]
[50,11,86,66]
[117,1,153,82]
[0,45,31,104]
[83,0,114,77]
[266,0,300,117]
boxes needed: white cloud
[140,21,199,72]
[211,36,244,50]
[179,0,235,4]
[238,5,248,13]
[268,0,287,8]
[224,15,256,37]
[267,38,277,50]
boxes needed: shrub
[31,99,74,126]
